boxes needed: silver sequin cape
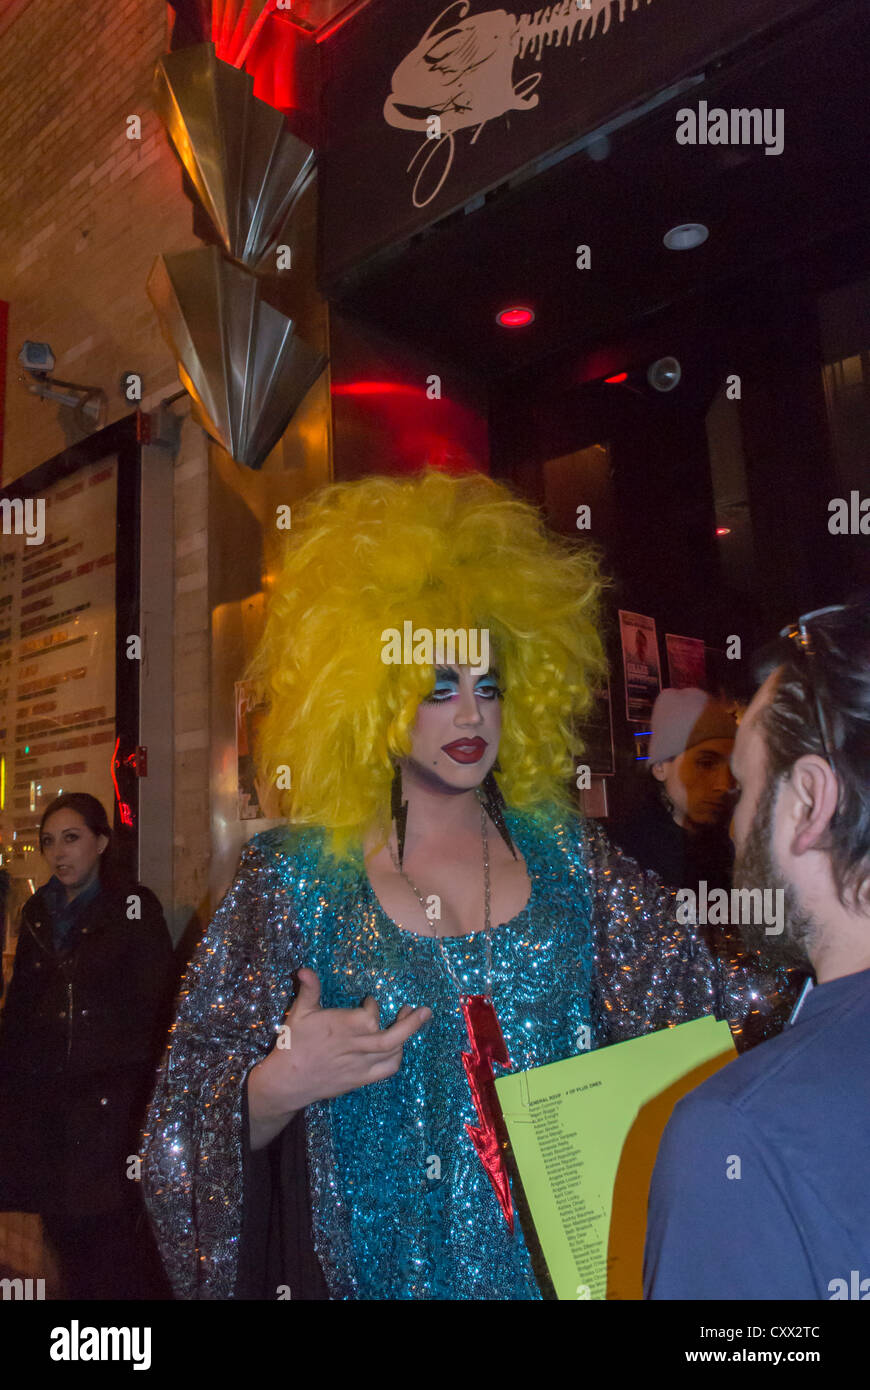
[141,808,795,1300]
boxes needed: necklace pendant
[460,994,515,1231]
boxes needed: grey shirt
[644,964,870,1300]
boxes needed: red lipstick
[442,738,487,764]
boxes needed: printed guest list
[496,1015,736,1299]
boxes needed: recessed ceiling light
[663,223,709,250]
[497,306,535,327]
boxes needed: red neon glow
[232,1,278,68]
[209,1,301,116]
[331,380,422,396]
[496,307,535,328]
[331,375,488,474]
[715,526,731,536]
[604,372,629,384]
[110,737,135,828]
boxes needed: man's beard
[732,775,817,970]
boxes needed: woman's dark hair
[39,793,113,877]
[752,598,870,912]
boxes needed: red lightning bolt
[460,994,515,1231]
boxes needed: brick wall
[0,0,200,480]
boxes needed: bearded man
[644,600,870,1301]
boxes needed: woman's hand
[247,968,431,1149]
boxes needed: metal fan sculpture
[148,246,326,470]
[154,42,315,270]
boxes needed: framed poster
[0,416,143,945]
[618,609,661,724]
[665,632,706,689]
[235,679,280,821]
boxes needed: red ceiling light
[496,306,535,328]
[716,526,731,536]
[604,372,628,384]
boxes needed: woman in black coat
[0,793,177,1298]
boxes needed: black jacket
[0,877,177,1214]
[608,791,734,893]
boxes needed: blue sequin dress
[142,807,798,1300]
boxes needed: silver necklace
[388,796,493,998]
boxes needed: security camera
[18,340,56,376]
[16,339,108,430]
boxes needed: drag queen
[142,469,795,1299]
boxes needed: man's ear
[787,755,839,856]
[650,762,667,784]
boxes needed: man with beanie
[610,688,739,892]
[611,688,805,1052]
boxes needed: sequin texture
[141,809,798,1299]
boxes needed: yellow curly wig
[249,468,608,860]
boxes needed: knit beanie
[648,687,737,764]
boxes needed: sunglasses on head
[778,605,845,773]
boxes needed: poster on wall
[0,456,118,954]
[574,678,615,778]
[665,632,706,689]
[235,679,279,820]
[618,610,661,724]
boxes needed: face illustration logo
[383,0,654,207]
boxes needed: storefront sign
[320,0,818,283]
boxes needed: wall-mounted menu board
[0,456,118,870]
[0,416,142,944]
